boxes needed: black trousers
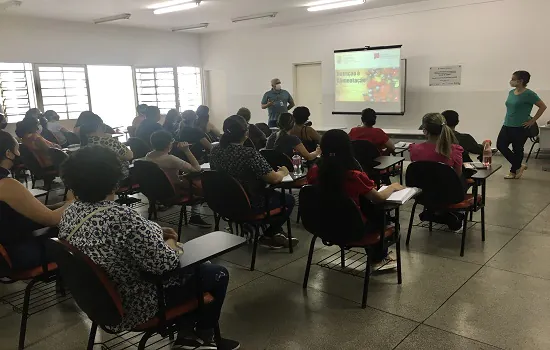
[497,126,529,173]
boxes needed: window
[134,67,177,114]
[88,65,136,128]
[177,67,202,111]
[0,63,36,122]
[36,65,90,120]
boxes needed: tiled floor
[2,156,550,349]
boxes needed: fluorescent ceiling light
[172,23,209,31]
[231,12,277,23]
[308,0,365,12]
[153,1,199,14]
[147,0,194,10]
[306,0,346,6]
[0,0,22,11]
[93,13,131,24]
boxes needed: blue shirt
[261,89,294,122]
[504,89,541,127]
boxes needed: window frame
[33,63,92,120]
[0,62,37,122]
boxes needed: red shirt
[349,127,389,150]
[307,166,375,221]
[409,142,464,174]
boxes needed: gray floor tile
[524,204,550,234]
[221,274,418,349]
[487,230,550,280]
[271,248,480,322]
[395,325,501,350]
[426,267,550,349]
[403,223,518,264]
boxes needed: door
[294,63,323,128]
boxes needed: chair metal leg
[296,207,301,224]
[396,235,402,285]
[137,331,153,350]
[286,218,293,254]
[535,148,541,159]
[526,141,536,163]
[406,202,417,245]
[303,236,317,288]
[18,279,36,350]
[469,210,473,221]
[340,248,346,268]
[361,257,371,309]
[87,322,98,350]
[481,207,486,242]
[250,226,260,271]
[428,220,433,232]
[460,212,468,257]
[178,206,185,241]
[214,213,220,231]
[183,206,188,226]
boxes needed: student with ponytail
[266,112,321,160]
[210,115,298,249]
[410,112,464,176]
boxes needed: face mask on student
[275,84,282,90]
[510,80,519,88]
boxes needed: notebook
[200,163,211,170]
[378,186,420,204]
[395,141,412,149]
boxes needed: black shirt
[248,124,267,150]
[454,130,484,162]
[177,127,208,161]
[136,119,162,146]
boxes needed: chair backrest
[405,161,465,208]
[201,171,252,220]
[243,138,255,149]
[260,149,293,171]
[62,131,81,146]
[49,148,69,170]
[126,137,151,159]
[351,140,381,172]
[132,160,176,202]
[255,123,272,137]
[45,238,123,327]
[299,185,365,245]
[528,121,540,139]
[19,143,45,175]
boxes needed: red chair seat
[448,194,482,209]
[246,207,283,221]
[11,263,58,280]
[346,226,395,246]
[134,293,214,330]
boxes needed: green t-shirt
[504,89,540,127]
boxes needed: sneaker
[216,338,241,350]
[273,233,299,248]
[278,231,299,247]
[189,216,212,228]
[172,336,217,349]
[515,164,528,179]
[259,236,285,249]
[504,172,516,179]
[372,252,398,271]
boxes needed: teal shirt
[504,89,541,127]
[261,89,293,122]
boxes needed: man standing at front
[261,78,295,127]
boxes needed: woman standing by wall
[498,71,547,179]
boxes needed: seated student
[349,108,395,154]
[130,104,148,137]
[266,113,321,160]
[44,110,69,147]
[57,146,239,349]
[289,106,321,152]
[177,110,213,163]
[0,130,73,270]
[136,106,163,147]
[307,129,404,270]
[210,115,297,249]
[79,112,133,179]
[15,116,60,168]
[409,112,464,176]
[236,107,267,149]
[162,109,182,137]
[442,110,487,162]
[196,105,221,142]
[74,111,116,135]
[145,130,210,228]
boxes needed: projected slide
[334,46,405,114]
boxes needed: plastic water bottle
[292,155,302,175]
[482,140,492,167]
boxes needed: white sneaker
[372,252,398,271]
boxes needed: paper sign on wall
[429,65,462,86]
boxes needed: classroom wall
[200,0,550,143]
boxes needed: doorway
[294,63,322,128]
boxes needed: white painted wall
[201,0,550,144]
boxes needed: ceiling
[3,0,427,33]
